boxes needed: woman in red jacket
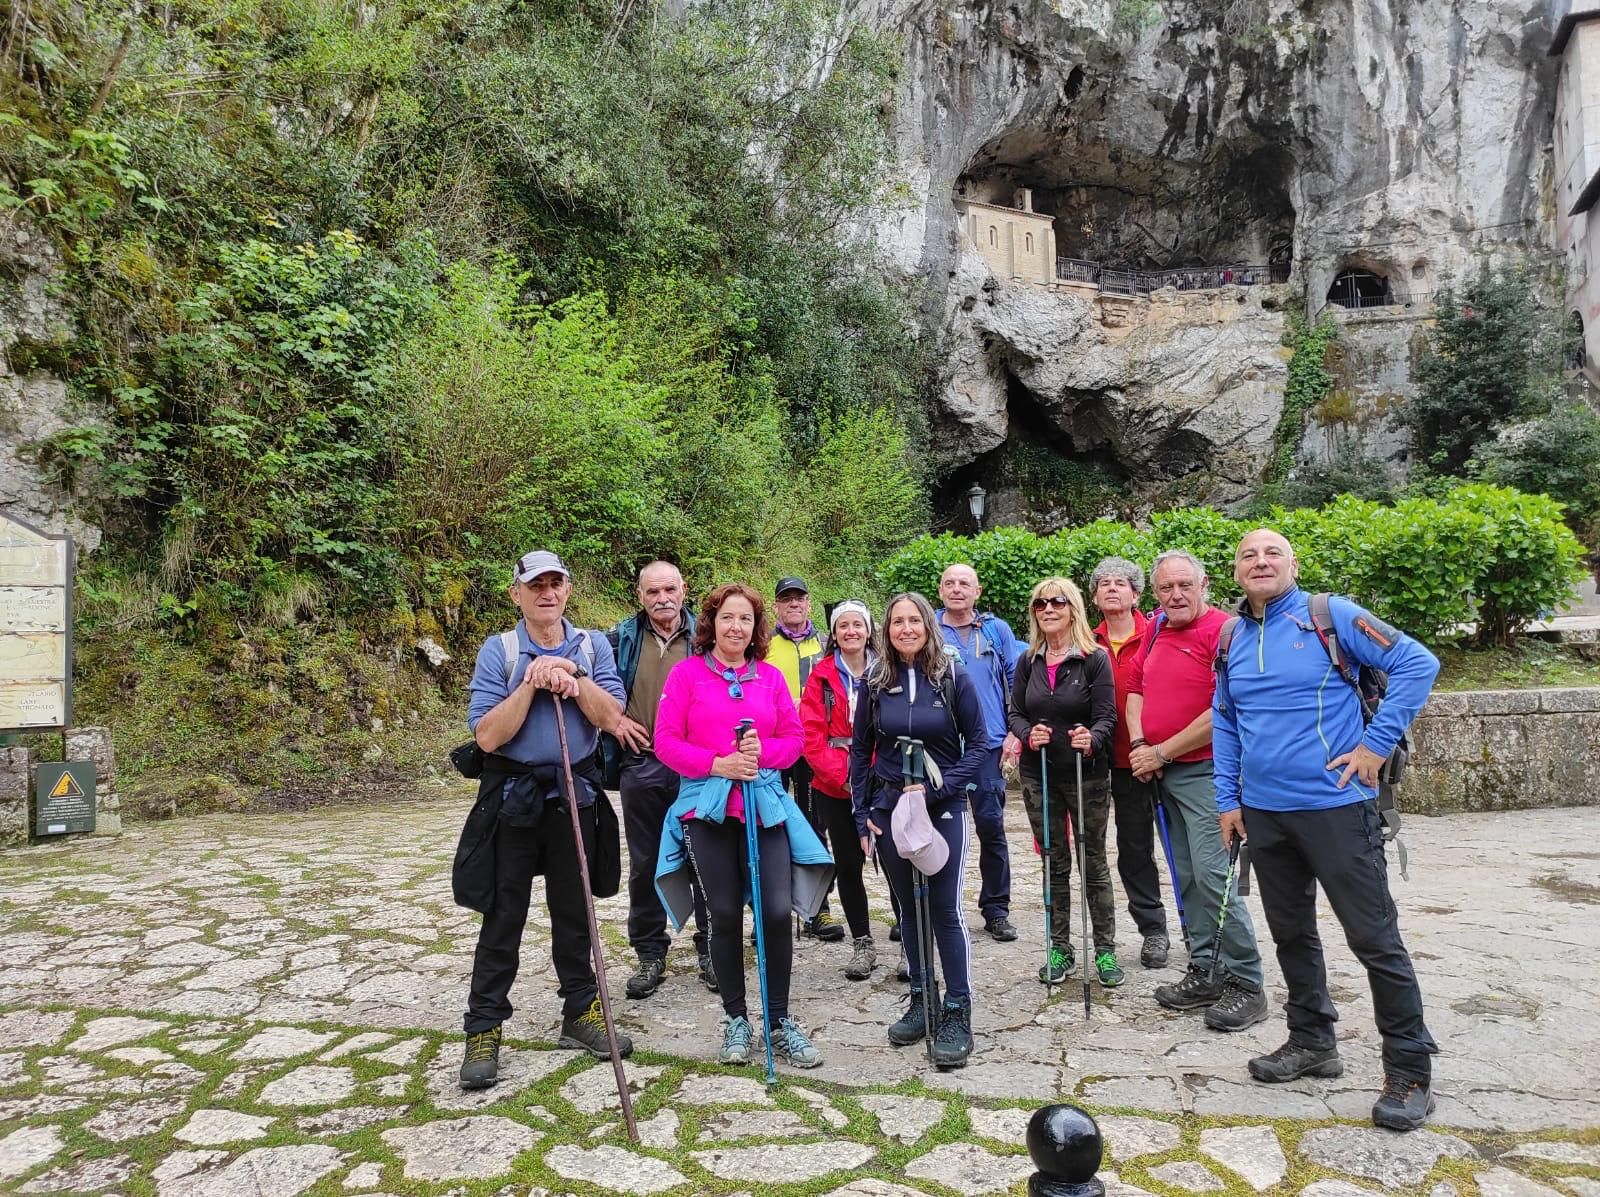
[800,600,877,979]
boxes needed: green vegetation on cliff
[3,0,930,804]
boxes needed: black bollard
[1026,1103,1105,1197]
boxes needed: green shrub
[1472,403,1600,546]
[1280,440,1399,509]
[1445,484,1587,644]
[883,484,1583,646]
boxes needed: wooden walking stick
[553,695,638,1142]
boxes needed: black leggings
[685,817,793,1027]
[818,795,869,938]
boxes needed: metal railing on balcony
[1053,258,1291,294]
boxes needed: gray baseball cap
[513,550,570,583]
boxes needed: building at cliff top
[1553,0,1600,372]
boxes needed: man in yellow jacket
[767,577,843,941]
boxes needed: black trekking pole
[552,695,638,1142]
[1073,727,1091,1021]
[1207,837,1243,986]
[899,736,939,1066]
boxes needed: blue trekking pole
[1153,796,1190,953]
[736,719,777,1088]
[1040,745,1053,993]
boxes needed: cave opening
[955,135,1295,276]
[935,371,1135,533]
[1326,269,1392,309]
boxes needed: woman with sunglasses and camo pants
[654,582,825,1069]
[1008,576,1121,989]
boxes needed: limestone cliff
[0,217,99,551]
[861,0,1556,515]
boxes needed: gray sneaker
[718,1015,754,1065]
[1140,932,1170,969]
[844,936,877,981]
[769,1017,822,1068]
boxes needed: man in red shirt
[1126,549,1267,1032]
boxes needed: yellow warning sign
[49,770,84,799]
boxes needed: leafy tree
[1401,265,1564,475]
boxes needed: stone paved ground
[2,789,1598,1196]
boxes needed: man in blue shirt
[1214,529,1441,1131]
[936,563,1022,941]
[459,549,627,1091]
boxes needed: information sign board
[0,512,72,731]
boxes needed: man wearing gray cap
[458,549,628,1090]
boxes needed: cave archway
[1326,269,1391,309]
[955,132,1296,274]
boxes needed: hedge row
[880,485,1586,646]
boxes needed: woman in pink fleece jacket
[653,582,819,1069]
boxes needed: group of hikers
[451,527,1444,1133]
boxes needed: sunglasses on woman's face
[1031,595,1071,612]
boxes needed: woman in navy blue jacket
[850,590,988,1068]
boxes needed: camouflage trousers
[1019,763,1116,953]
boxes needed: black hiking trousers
[464,800,597,1033]
[1243,799,1438,1084]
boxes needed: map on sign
[0,512,73,732]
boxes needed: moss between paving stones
[4,1003,1598,1197]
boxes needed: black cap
[775,576,809,596]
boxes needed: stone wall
[0,727,122,849]
[1407,688,1600,814]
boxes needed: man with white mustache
[609,560,714,999]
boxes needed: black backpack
[1215,593,1412,876]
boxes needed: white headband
[829,600,873,636]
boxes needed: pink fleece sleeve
[760,665,805,771]
[653,662,718,779]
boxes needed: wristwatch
[572,662,589,680]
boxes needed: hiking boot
[1248,1041,1345,1084]
[1204,978,1270,1032]
[984,916,1018,942]
[888,989,929,1047]
[803,911,846,942]
[1140,932,1170,969]
[1038,945,1074,985]
[459,1025,501,1090]
[625,957,665,1000]
[1372,1075,1435,1131]
[697,952,719,993]
[1096,951,1126,988]
[558,997,634,1059]
[888,921,902,943]
[1154,965,1226,1011]
[896,947,911,983]
[844,936,877,981]
[718,1014,754,1065]
[932,995,973,1069]
[769,1017,822,1068]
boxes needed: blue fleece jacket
[1212,587,1439,813]
[935,610,1019,750]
